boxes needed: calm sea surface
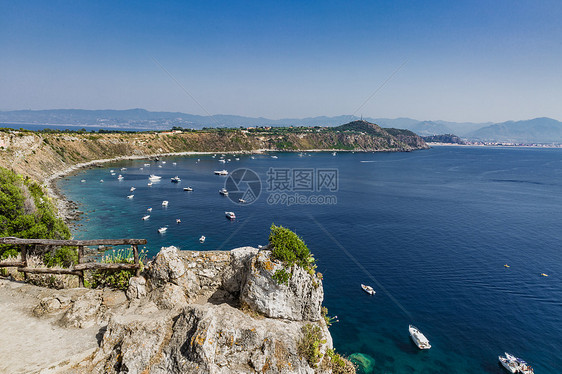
[58,146,562,373]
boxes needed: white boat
[111,172,116,176]
[199,235,206,243]
[183,187,193,191]
[176,219,181,224]
[121,167,127,171]
[147,207,152,212]
[361,284,375,295]
[157,227,167,233]
[148,182,153,186]
[127,195,134,199]
[238,198,246,203]
[117,175,124,180]
[271,155,278,159]
[110,170,114,173]
[130,187,136,191]
[171,176,181,183]
[409,325,431,349]
[219,188,229,196]
[144,163,150,167]
[142,215,150,220]
[504,353,534,374]
[499,354,519,373]
[149,174,162,181]
[81,179,86,183]
[172,162,177,165]
[219,159,226,163]
[225,211,236,220]
[162,200,169,207]
[100,179,104,183]
[214,170,228,175]
[161,161,166,164]
[235,158,240,161]
[158,165,162,168]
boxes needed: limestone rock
[222,246,259,294]
[126,276,147,300]
[147,246,187,286]
[60,290,106,328]
[240,250,324,321]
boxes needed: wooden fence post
[78,245,84,287]
[133,245,140,276]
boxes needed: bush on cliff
[0,167,71,260]
[269,224,315,269]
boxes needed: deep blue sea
[58,146,562,373]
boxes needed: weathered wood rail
[0,237,147,287]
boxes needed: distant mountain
[468,117,562,143]
[2,109,562,143]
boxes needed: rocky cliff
[24,246,351,373]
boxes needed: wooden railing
[0,237,147,287]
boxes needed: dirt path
[0,279,99,374]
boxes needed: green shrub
[269,224,314,269]
[325,349,355,374]
[90,247,146,290]
[43,246,78,268]
[297,323,326,367]
[272,268,291,285]
[0,167,70,259]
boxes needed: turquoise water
[58,147,562,373]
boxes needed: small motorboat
[144,163,150,167]
[409,325,431,349]
[140,167,143,170]
[142,215,150,220]
[219,159,226,164]
[149,174,162,181]
[214,170,228,175]
[172,162,177,165]
[504,264,510,268]
[332,152,336,156]
[238,198,246,203]
[504,353,534,374]
[219,188,229,196]
[117,175,124,180]
[147,207,152,212]
[81,179,86,183]
[235,158,240,161]
[130,187,136,192]
[111,172,116,176]
[361,284,375,295]
[541,273,548,277]
[157,227,167,234]
[127,195,134,199]
[110,170,114,173]
[199,236,206,243]
[161,161,166,164]
[225,211,236,220]
[176,219,181,224]
[148,182,153,186]
[100,179,104,183]
[499,354,519,373]
[162,200,169,207]
[121,167,127,171]
[171,176,181,183]
[183,187,193,191]
[271,155,278,159]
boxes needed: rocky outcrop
[71,246,339,373]
[8,245,347,373]
[241,250,324,321]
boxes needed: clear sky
[2,0,562,122]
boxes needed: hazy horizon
[2,1,562,123]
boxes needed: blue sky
[2,0,562,122]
